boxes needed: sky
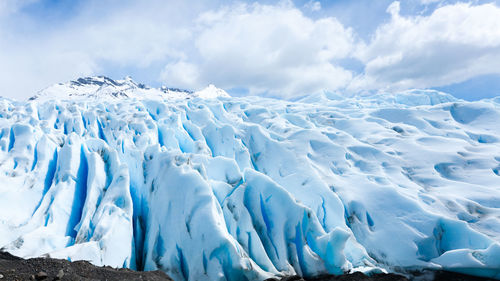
[0,0,500,100]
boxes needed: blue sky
[0,0,499,100]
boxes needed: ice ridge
[0,83,499,280]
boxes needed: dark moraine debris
[0,251,172,281]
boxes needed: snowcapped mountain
[29,76,229,101]
[1,77,500,280]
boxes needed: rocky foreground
[0,251,171,281]
[0,251,497,281]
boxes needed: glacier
[0,76,500,280]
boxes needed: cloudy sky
[0,0,499,100]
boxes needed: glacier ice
[0,77,500,280]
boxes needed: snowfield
[0,77,500,280]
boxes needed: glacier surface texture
[1,77,500,280]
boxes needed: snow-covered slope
[30,76,229,101]
[1,78,500,280]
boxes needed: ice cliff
[0,77,500,280]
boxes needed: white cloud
[163,3,355,98]
[352,1,500,92]
[304,1,322,12]
[386,1,400,17]
[0,0,210,99]
[161,61,200,88]
[0,46,98,98]
[420,0,442,4]
[2,0,500,100]
[0,0,355,99]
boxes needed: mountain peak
[28,76,229,101]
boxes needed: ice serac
[0,77,500,280]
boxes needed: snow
[0,77,500,280]
[30,76,229,102]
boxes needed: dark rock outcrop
[0,251,172,281]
